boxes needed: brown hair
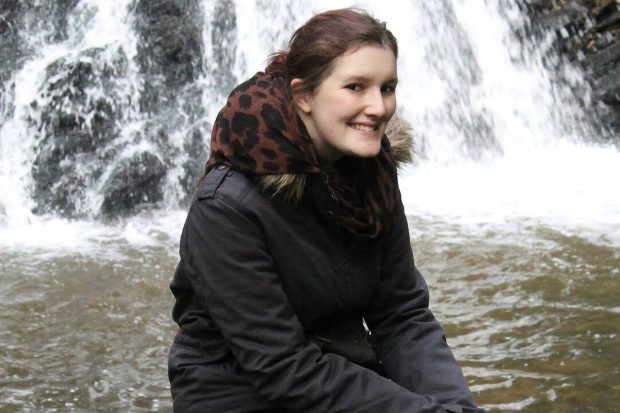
[269,8,398,95]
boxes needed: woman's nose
[363,88,386,117]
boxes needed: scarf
[206,63,399,240]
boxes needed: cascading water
[1,0,618,247]
[394,0,620,246]
[1,1,618,412]
[0,0,144,244]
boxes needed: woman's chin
[349,145,382,159]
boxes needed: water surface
[1,213,618,412]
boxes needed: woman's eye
[345,84,363,91]
[381,84,397,94]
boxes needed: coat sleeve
[181,193,453,413]
[364,202,487,413]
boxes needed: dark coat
[168,165,485,413]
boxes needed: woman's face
[294,45,398,163]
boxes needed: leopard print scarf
[206,64,399,240]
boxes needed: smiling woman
[168,8,487,413]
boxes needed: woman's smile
[349,122,378,132]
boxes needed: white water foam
[0,210,186,258]
[400,141,620,246]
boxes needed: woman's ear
[290,78,311,114]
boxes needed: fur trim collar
[384,115,414,166]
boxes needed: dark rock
[519,0,554,13]
[529,1,591,56]
[30,47,128,217]
[0,0,23,81]
[132,0,212,211]
[1,0,82,119]
[5,0,212,219]
[594,65,620,104]
[180,127,209,202]
[575,0,620,136]
[525,0,620,138]
[0,0,20,31]
[100,152,167,217]
[584,40,620,79]
[48,0,81,41]
[134,0,203,112]
[211,0,237,95]
[592,0,620,31]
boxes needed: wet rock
[180,127,210,201]
[585,41,620,92]
[132,0,211,211]
[0,0,79,70]
[591,0,620,31]
[574,1,620,137]
[30,47,128,217]
[527,1,591,57]
[211,0,238,96]
[28,34,211,218]
[0,0,22,81]
[46,0,81,41]
[519,0,552,13]
[1,0,81,125]
[0,0,20,34]
[100,152,167,217]
[133,0,203,112]
[525,0,620,138]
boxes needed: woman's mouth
[349,123,377,132]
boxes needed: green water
[413,221,620,412]
[1,217,618,412]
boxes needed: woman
[168,8,487,413]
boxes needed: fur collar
[384,115,414,166]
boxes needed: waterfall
[0,0,619,250]
[0,0,141,221]
[391,0,620,245]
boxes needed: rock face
[0,0,79,67]
[524,0,620,138]
[582,1,620,136]
[132,0,210,208]
[1,0,80,113]
[30,47,130,217]
[133,0,204,112]
[100,152,167,217]
[0,0,21,83]
[25,0,211,218]
[210,0,238,96]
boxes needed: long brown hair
[268,8,398,95]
